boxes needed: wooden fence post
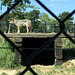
[54,38,63,65]
[14,38,22,63]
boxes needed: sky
[30,0,75,20]
[0,0,75,20]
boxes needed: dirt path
[0,60,75,75]
[0,69,17,75]
[0,65,53,75]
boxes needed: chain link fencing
[0,0,75,75]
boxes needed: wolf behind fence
[9,19,31,33]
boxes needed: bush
[62,38,75,60]
[0,39,15,69]
[0,36,22,69]
[62,38,75,49]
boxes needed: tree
[0,0,31,10]
[40,13,59,33]
[58,11,74,33]
[27,10,40,32]
[0,0,34,33]
[9,11,29,19]
[40,13,50,33]
[48,18,59,33]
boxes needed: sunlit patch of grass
[1,72,8,75]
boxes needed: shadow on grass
[63,48,75,62]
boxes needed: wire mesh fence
[0,0,75,75]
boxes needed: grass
[0,42,15,69]
[14,61,75,75]
[0,62,75,75]
[1,72,8,75]
[0,36,23,69]
[16,71,21,75]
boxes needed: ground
[0,59,75,75]
[0,69,16,75]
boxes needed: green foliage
[53,65,63,70]
[28,10,40,32]
[0,0,31,8]
[40,13,50,33]
[9,11,29,19]
[40,13,50,23]
[25,71,33,75]
[62,38,75,60]
[0,37,22,69]
[62,38,75,49]
[58,11,74,33]
[40,13,59,33]
[48,18,59,33]
[28,10,40,20]
[16,71,21,75]
[0,40,15,69]
[58,11,74,20]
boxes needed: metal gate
[0,0,75,75]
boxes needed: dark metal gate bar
[0,0,75,75]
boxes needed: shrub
[0,36,22,69]
[62,38,75,60]
[0,40,16,69]
[62,38,75,49]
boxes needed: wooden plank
[15,38,22,46]
[55,43,62,46]
[4,33,55,38]
[4,33,74,38]
[55,38,62,43]
[15,50,21,63]
[55,59,63,65]
[15,38,22,42]
[14,38,22,63]
[54,38,63,64]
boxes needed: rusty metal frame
[0,0,75,75]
